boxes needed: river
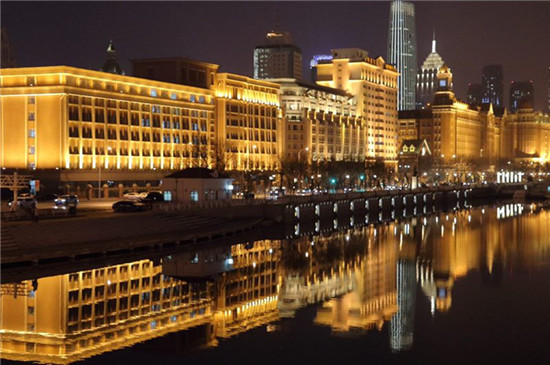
[2,202,550,364]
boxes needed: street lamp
[297,147,309,163]
[98,146,112,199]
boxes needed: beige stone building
[315,48,399,163]
[269,78,363,162]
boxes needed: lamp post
[98,146,112,199]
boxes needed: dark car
[141,191,164,202]
[112,200,152,212]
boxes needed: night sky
[2,1,549,111]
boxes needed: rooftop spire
[432,28,436,53]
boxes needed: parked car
[112,200,152,212]
[55,194,79,206]
[8,196,37,209]
[123,192,142,201]
[139,192,149,199]
[141,191,164,202]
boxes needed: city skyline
[1,1,549,111]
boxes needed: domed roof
[100,41,125,75]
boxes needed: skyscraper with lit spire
[387,0,418,111]
[416,31,446,108]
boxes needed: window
[170,93,177,100]
[151,89,158,97]
[28,113,35,121]
[29,146,35,154]
[190,191,199,202]
[29,129,35,138]
[28,96,35,104]
[190,95,196,103]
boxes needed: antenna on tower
[432,27,436,53]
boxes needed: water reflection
[3,203,550,363]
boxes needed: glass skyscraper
[387,0,418,111]
[481,65,504,108]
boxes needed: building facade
[270,78,363,162]
[315,48,399,162]
[509,81,534,113]
[215,73,282,171]
[387,0,418,111]
[466,83,482,107]
[0,66,215,180]
[416,36,445,108]
[481,65,504,108]
[253,30,302,80]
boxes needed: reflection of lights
[441,225,445,237]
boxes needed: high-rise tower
[387,0,418,111]
[253,30,302,80]
[481,65,504,107]
[509,81,534,113]
[416,32,445,108]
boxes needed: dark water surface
[2,203,550,364]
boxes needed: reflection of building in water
[390,259,417,351]
[0,259,213,364]
[314,225,398,335]
[0,240,282,364]
[213,240,281,338]
[277,230,360,318]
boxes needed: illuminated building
[466,83,482,107]
[416,34,445,108]
[481,65,504,108]
[315,48,399,162]
[502,106,550,163]
[100,41,124,75]
[270,78,363,162]
[0,66,215,183]
[399,65,503,166]
[309,54,333,83]
[509,81,534,113]
[1,27,17,68]
[215,73,282,171]
[253,30,302,80]
[387,0,417,111]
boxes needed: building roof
[398,139,432,156]
[165,168,229,179]
[420,36,445,71]
[268,78,352,98]
[100,41,125,75]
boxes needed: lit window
[151,89,158,97]
[29,129,36,138]
[28,113,35,121]
[190,95,196,103]
[170,93,177,100]
[198,96,205,103]
[29,146,35,154]
[190,191,199,202]
[28,96,35,104]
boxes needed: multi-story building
[399,65,503,166]
[416,35,445,108]
[481,65,504,108]
[0,66,215,182]
[269,78,362,162]
[315,48,399,163]
[503,106,550,162]
[387,0,418,111]
[466,83,482,107]
[215,73,282,171]
[509,81,534,113]
[253,30,302,80]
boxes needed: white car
[123,192,142,201]
[139,192,148,199]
